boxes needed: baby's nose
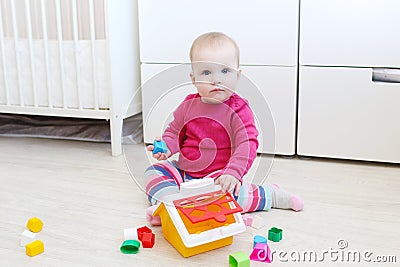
[211,75,222,85]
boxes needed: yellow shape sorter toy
[154,178,246,257]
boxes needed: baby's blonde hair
[189,32,240,66]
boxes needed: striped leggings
[145,161,272,213]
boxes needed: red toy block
[137,226,152,241]
[141,232,155,248]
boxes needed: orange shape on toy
[173,191,242,224]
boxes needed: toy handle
[180,178,221,195]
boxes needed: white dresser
[298,0,400,163]
[138,0,299,155]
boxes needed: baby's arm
[223,99,259,179]
[147,96,191,160]
[215,174,241,196]
[161,95,194,156]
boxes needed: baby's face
[190,43,240,104]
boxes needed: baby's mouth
[211,88,224,92]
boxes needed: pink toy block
[137,226,152,241]
[242,214,253,226]
[250,243,272,263]
[141,232,155,248]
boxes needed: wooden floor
[1,137,399,266]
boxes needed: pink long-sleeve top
[162,93,258,182]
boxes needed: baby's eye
[221,68,230,74]
[202,70,211,75]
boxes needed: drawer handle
[372,68,400,83]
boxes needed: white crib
[0,0,141,155]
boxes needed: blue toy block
[253,235,267,248]
[153,140,168,154]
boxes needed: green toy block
[229,252,250,267]
[268,227,283,242]
[120,240,140,254]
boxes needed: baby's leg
[145,161,184,204]
[236,183,304,212]
[269,184,304,211]
[144,161,184,225]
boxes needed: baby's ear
[190,72,196,84]
[237,69,242,79]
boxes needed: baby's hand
[147,137,171,161]
[215,174,241,197]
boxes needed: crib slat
[10,0,24,106]
[40,0,52,108]
[55,0,67,108]
[71,0,82,109]
[89,0,99,110]
[25,0,38,107]
[0,2,10,105]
